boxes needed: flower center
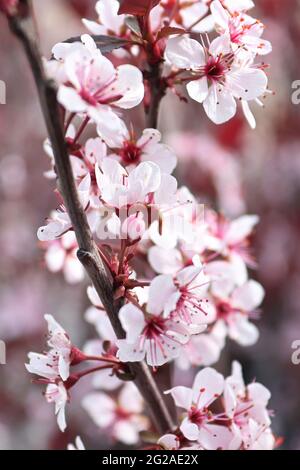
[188,405,207,426]
[216,301,232,319]
[143,316,166,340]
[115,407,132,420]
[120,141,142,165]
[205,56,226,82]
[80,88,98,106]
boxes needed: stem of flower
[73,116,90,144]
[84,355,120,365]
[7,0,175,436]
[75,364,114,380]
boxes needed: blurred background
[0,0,300,450]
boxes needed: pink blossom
[166,367,234,449]
[96,159,161,208]
[224,361,275,450]
[158,433,203,451]
[211,0,272,56]
[209,278,265,346]
[104,126,177,174]
[25,314,72,382]
[117,275,190,366]
[152,264,214,329]
[117,301,190,366]
[165,34,268,124]
[45,381,68,432]
[44,232,85,284]
[37,174,91,241]
[82,0,126,36]
[70,137,107,181]
[205,211,259,271]
[82,383,149,445]
[177,321,227,369]
[57,36,144,140]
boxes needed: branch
[145,61,167,128]
[7,0,175,435]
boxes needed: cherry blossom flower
[82,383,149,445]
[68,436,85,450]
[96,159,161,208]
[37,208,72,242]
[176,321,227,369]
[224,361,275,450]
[70,137,107,181]
[26,314,72,382]
[165,34,268,124]
[147,185,200,250]
[82,0,126,36]
[151,264,214,329]
[239,419,275,450]
[37,174,91,241]
[95,159,179,239]
[117,275,190,366]
[104,126,177,174]
[157,433,203,451]
[44,232,85,284]
[57,36,144,140]
[166,367,234,449]
[45,381,68,432]
[211,1,272,57]
[205,211,259,274]
[209,278,264,346]
[117,301,190,367]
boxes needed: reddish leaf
[118,0,161,16]
[157,26,186,40]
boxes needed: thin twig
[7,0,175,435]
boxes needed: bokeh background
[0,0,300,450]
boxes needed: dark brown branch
[145,61,166,129]
[7,1,175,435]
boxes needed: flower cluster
[25,315,131,434]
[165,0,271,126]
[159,364,275,450]
[24,0,276,450]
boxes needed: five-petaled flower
[57,36,144,142]
[82,383,149,445]
[165,34,268,124]
[166,367,234,450]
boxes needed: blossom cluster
[22,0,276,450]
[159,364,275,450]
